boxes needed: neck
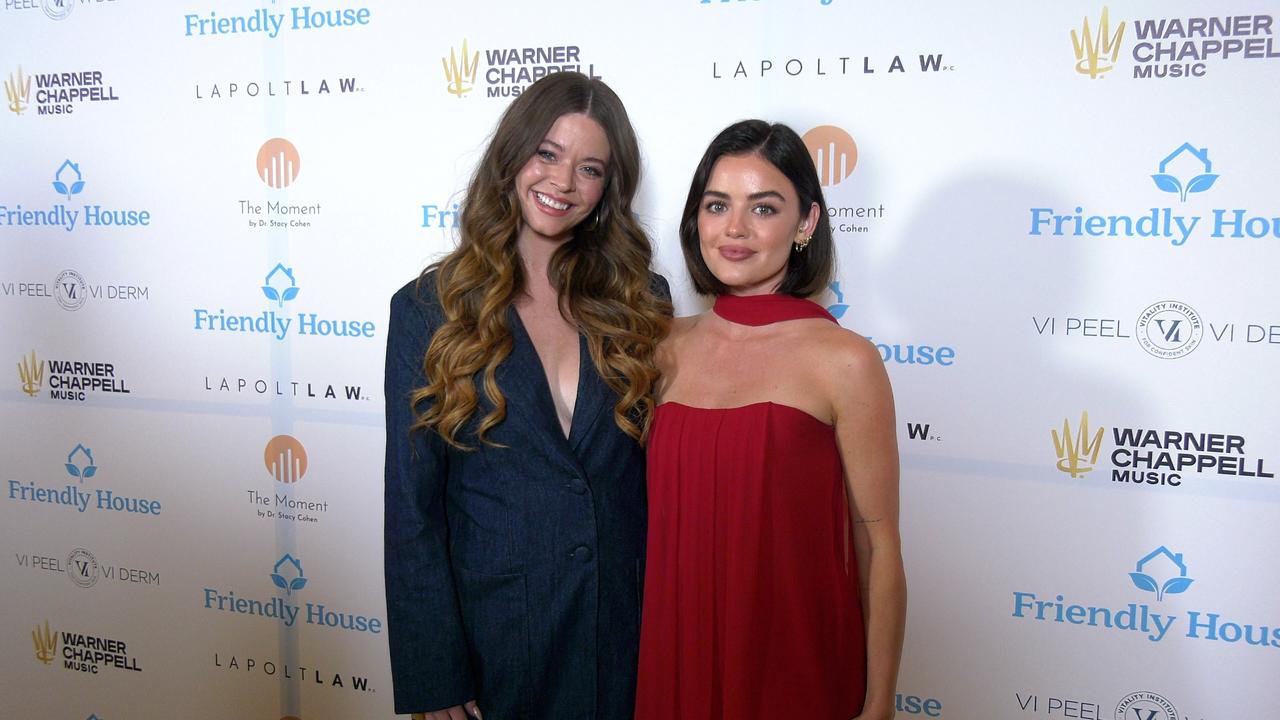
[516,228,569,303]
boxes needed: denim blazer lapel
[499,306,592,476]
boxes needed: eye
[703,201,726,214]
[580,165,603,178]
[752,204,777,216]
[537,149,556,162]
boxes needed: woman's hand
[412,700,481,720]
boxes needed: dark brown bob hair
[679,119,834,297]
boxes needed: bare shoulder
[655,313,705,372]
[804,323,892,409]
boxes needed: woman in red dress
[635,120,906,720]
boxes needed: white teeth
[535,191,569,211]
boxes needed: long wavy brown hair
[411,72,670,449]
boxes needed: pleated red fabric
[635,294,865,720]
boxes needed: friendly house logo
[1028,143,1278,245]
[0,159,151,232]
[1012,545,1279,649]
[257,138,300,189]
[443,39,480,97]
[184,6,372,38]
[192,265,377,341]
[65,443,97,481]
[203,554,384,634]
[1151,143,1218,202]
[1072,7,1125,79]
[7,444,162,516]
[270,554,308,596]
[261,263,300,308]
[825,281,850,320]
[265,435,307,484]
[1129,546,1193,602]
[803,125,858,187]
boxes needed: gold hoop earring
[793,235,812,252]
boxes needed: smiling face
[698,152,819,296]
[514,112,611,247]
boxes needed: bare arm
[828,335,906,720]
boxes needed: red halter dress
[634,293,866,720]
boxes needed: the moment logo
[265,435,308,484]
[802,125,857,187]
[257,138,301,189]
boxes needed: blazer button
[571,545,593,562]
[566,477,588,495]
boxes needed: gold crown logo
[1072,7,1126,79]
[6,65,31,116]
[33,620,57,665]
[1052,411,1105,478]
[443,39,480,98]
[19,350,43,397]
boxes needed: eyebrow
[702,189,786,202]
[540,139,607,166]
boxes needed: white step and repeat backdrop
[2,2,1277,718]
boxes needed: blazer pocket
[455,566,532,718]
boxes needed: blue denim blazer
[385,272,667,719]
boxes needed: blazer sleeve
[384,282,475,713]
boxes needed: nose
[725,206,748,238]
[548,163,574,193]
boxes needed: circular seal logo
[1115,691,1178,720]
[54,269,88,311]
[1136,301,1203,359]
[65,547,100,588]
[41,0,74,21]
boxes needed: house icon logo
[826,281,850,320]
[53,159,86,200]
[1152,143,1218,202]
[261,263,300,308]
[1128,546,1194,601]
[270,554,308,596]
